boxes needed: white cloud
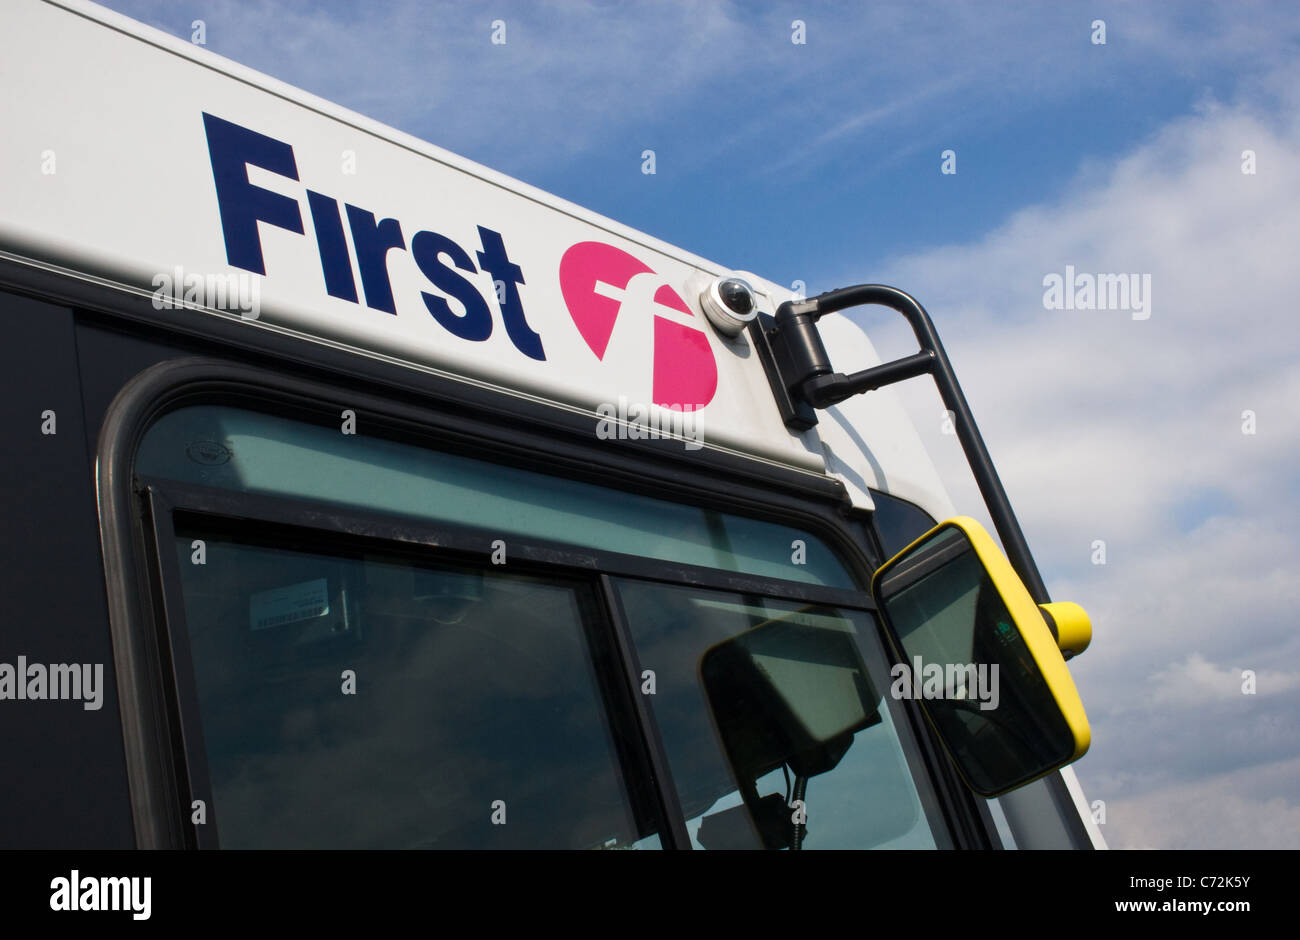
[845,65,1300,848]
[1099,756,1300,849]
[1148,653,1300,708]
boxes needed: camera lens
[700,274,761,336]
[718,279,754,316]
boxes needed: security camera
[700,274,760,336]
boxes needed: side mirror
[870,517,1091,797]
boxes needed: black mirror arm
[773,284,1052,612]
[801,351,937,408]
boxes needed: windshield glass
[614,579,948,848]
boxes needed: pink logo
[559,241,718,408]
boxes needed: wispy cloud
[1100,755,1300,849]
[102,1,1300,183]
[1148,654,1300,708]
[845,62,1300,846]
[105,0,763,172]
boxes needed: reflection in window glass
[615,580,945,849]
[171,522,659,849]
[138,405,857,588]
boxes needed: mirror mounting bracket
[749,284,1053,615]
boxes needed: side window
[870,489,938,559]
[165,516,659,849]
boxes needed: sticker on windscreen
[250,578,331,631]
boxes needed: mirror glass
[874,525,1074,795]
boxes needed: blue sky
[97,0,1300,849]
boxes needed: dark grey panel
[0,291,132,847]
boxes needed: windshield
[136,402,950,848]
[614,580,947,849]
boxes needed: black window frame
[97,355,998,849]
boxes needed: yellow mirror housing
[1039,601,1092,657]
[871,516,1092,796]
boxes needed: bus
[0,0,1105,850]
